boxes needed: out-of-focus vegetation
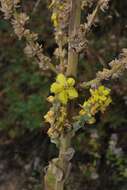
[0,0,52,136]
[0,0,127,190]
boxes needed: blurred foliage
[0,41,50,135]
[0,0,52,136]
[0,0,127,190]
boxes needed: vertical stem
[67,0,81,77]
[44,1,81,190]
[54,1,81,189]
[55,134,72,190]
[44,133,72,190]
[59,40,65,73]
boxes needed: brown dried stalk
[70,0,110,53]
[80,49,127,88]
[0,0,58,74]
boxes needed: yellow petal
[50,82,62,93]
[58,91,68,104]
[103,89,110,96]
[67,88,78,99]
[90,89,94,95]
[51,13,58,27]
[51,13,57,20]
[99,86,110,96]
[98,85,105,91]
[83,101,89,107]
[67,78,75,86]
[99,95,107,101]
[104,97,112,106]
[90,105,98,115]
[79,110,86,115]
[56,74,66,85]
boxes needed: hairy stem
[67,0,81,77]
[44,1,81,190]
[55,134,72,190]
[44,133,73,190]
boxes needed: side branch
[84,0,110,36]
[80,49,127,88]
[70,0,110,53]
[0,0,58,74]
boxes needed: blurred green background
[0,0,127,190]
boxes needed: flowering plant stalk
[0,0,127,190]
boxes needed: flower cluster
[81,0,96,9]
[49,0,70,70]
[47,106,67,139]
[81,49,127,88]
[0,0,20,19]
[12,13,29,39]
[50,74,78,104]
[0,0,56,73]
[50,0,71,30]
[44,103,68,142]
[44,73,78,141]
[79,85,112,124]
[71,0,110,53]
[44,110,54,125]
[51,12,58,28]
[99,0,110,11]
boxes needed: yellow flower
[90,86,110,97]
[90,104,99,115]
[79,85,112,124]
[89,86,111,108]
[51,12,58,27]
[50,74,78,104]
[100,97,112,113]
[79,109,86,116]
[98,85,110,95]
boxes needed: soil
[0,130,55,190]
